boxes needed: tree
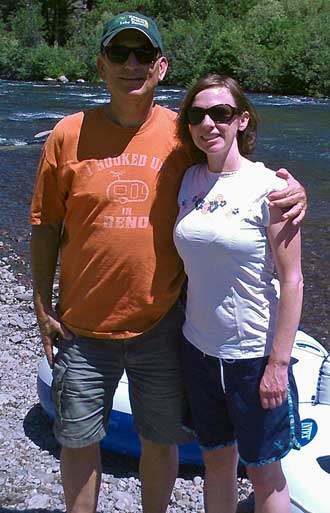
[85,0,96,10]
[0,22,23,79]
[40,0,76,46]
[162,18,207,86]
[279,11,330,96]
[9,2,44,47]
[0,0,26,22]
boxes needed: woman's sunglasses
[104,45,160,65]
[187,104,242,125]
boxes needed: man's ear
[96,55,106,81]
[238,111,250,132]
[157,56,169,82]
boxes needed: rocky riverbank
[0,247,253,513]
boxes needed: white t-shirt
[173,158,286,359]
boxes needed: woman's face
[188,86,249,157]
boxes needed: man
[30,12,306,513]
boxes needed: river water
[0,79,329,348]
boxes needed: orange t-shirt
[30,104,191,338]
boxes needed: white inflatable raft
[282,330,330,513]
[37,329,330,511]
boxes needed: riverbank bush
[0,0,329,96]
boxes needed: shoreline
[0,247,253,512]
[1,78,329,100]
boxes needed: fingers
[43,336,55,369]
[275,168,290,180]
[47,319,73,341]
[40,321,59,368]
[38,313,73,367]
[270,169,307,218]
[291,209,306,225]
[260,388,287,409]
[268,194,306,225]
[268,189,301,205]
[259,366,288,409]
[282,203,307,225]
[40,319,61,340]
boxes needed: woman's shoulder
[177,163,206,199]
[183,162,206,178]
[242,158,286,193]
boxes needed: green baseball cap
[101,12,164,53]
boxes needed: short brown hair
[177,73,259,162]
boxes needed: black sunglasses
[104,45,159,65]
[187,104,242,125]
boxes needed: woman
[174,74,303,513]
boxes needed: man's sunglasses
[187,104,242,125]
[104,45,160,65]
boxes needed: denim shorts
[52,303,192,448]
[182,337,301,466]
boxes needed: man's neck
[105,95,156,128]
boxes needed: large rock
[26,493,50,509]
[57,75,69,83]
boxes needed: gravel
[0,249,253,512]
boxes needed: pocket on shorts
[52,359,68,420]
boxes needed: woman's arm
[259,204,304,409]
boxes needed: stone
[26,493,50,509]
[113,490,134,510]
[0,393,16,406]
[9,333,24,343]
[174,489,183,500]
[15,291,33,301]
[193,475,203,486]
[57,75,69,83]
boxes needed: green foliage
[162,18,207,86]
[283,0,330,19]
[9,3,44,47]
[95,0,153,16]
[0,0,27,22]
[242,0,287,48]
[0,0,329,96]
[65,7,109,81]
[14,44,87,81]
[0,31,23,79]
[200,20,245,79]
[237,44,282,92]
[279,12,330,96]
[41,0,77,46]
[151,0,217,24]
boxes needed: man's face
[97,30,168,100]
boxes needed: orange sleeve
[30,128,69,225]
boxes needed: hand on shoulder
[268,168,307,225]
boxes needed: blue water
[0,79,329,347]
